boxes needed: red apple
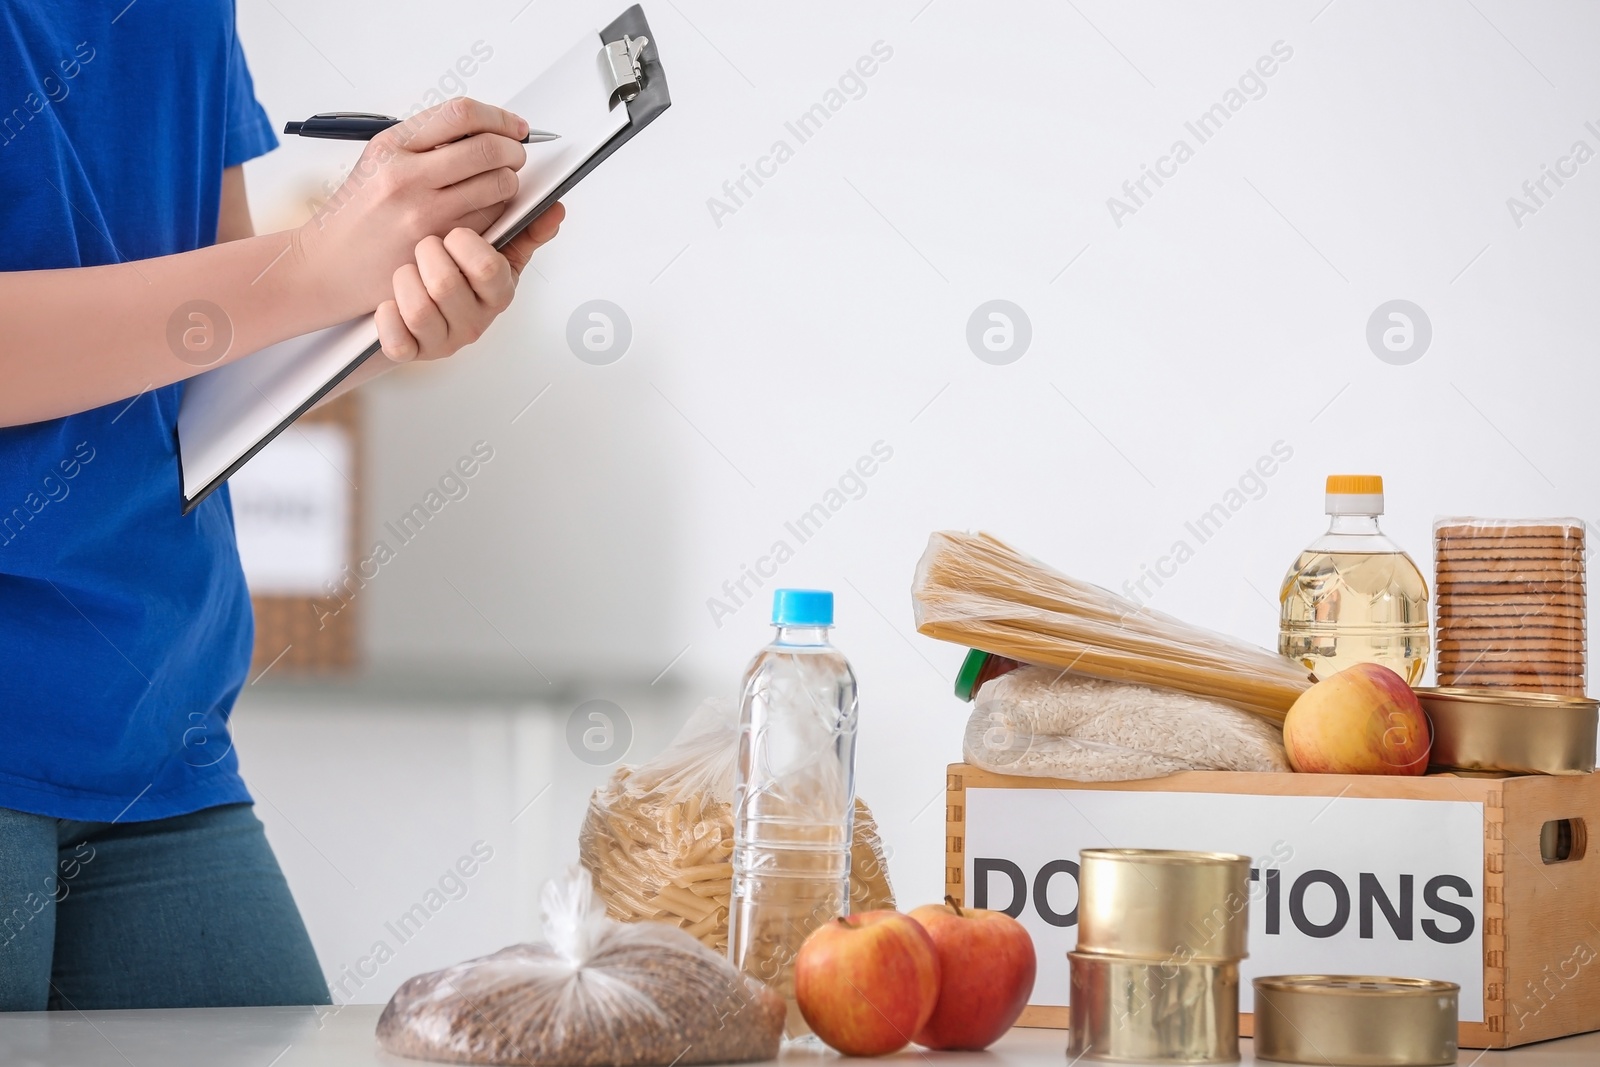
[1283,662,1431,775]
[909,896,1036,1050]
[794,910,941,1056]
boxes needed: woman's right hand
[296,98,529,314]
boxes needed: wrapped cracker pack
[1434,518,1587,696]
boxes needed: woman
[0,1,561,1009]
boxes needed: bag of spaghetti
[579,698,895,953]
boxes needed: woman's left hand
[374,202,564,363]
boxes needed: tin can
[1414,687,1597,775]
[1077,848,1252,962]
[1253,975,1459,1066]
[1067,951,1239,1064]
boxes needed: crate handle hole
[1540,818,1587,864]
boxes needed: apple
[1283,662,1430,775]
[794,910,941,1056]
[909,896,1036,1050]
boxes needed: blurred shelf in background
[232,394,362,678]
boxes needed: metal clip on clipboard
[601,35,649,108]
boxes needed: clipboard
[176,4,670,514]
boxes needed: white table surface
[0,1006,1596,1067]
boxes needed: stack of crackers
[1434,519,1586,696]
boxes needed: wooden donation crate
[945,764,1600,1049]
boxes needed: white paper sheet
[178,31,632,504]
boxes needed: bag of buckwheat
[375,867,784,1066]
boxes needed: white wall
[233,0,1600,1001]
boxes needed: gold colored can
[1253,976,1458,1066]
[1077,848,1252,962]
[1415,687,1596,775]
[1068,951,1239,1064]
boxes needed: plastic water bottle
[728,589,859,1039]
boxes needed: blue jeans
[0,802,330,1010]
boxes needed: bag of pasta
[579,699,894,954]
[376,867,784,1065]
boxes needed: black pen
[283,112,560,144]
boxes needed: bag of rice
[376,868,784,1066]
[964,665,1290,781]
[578,699,894,954]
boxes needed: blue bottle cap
[772,589,833,627]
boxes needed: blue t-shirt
[0,2,278,822]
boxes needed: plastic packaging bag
[375,867,784,1066]
[913,531,1313,722]
[1434,518,1586,696]
[964,665,1290,781]
[579,699,893,954]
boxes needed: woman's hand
[375,203,564,363]
[0,99,555,424]
[297,98,531,314]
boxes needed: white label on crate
[230,425,352,595]
[963,787,1485,1021]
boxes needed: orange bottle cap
[1326,474,1383,495]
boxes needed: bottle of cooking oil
[1279,475,1430,683]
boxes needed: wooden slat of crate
[247,393,361,677]
[945,765,1600,1049]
